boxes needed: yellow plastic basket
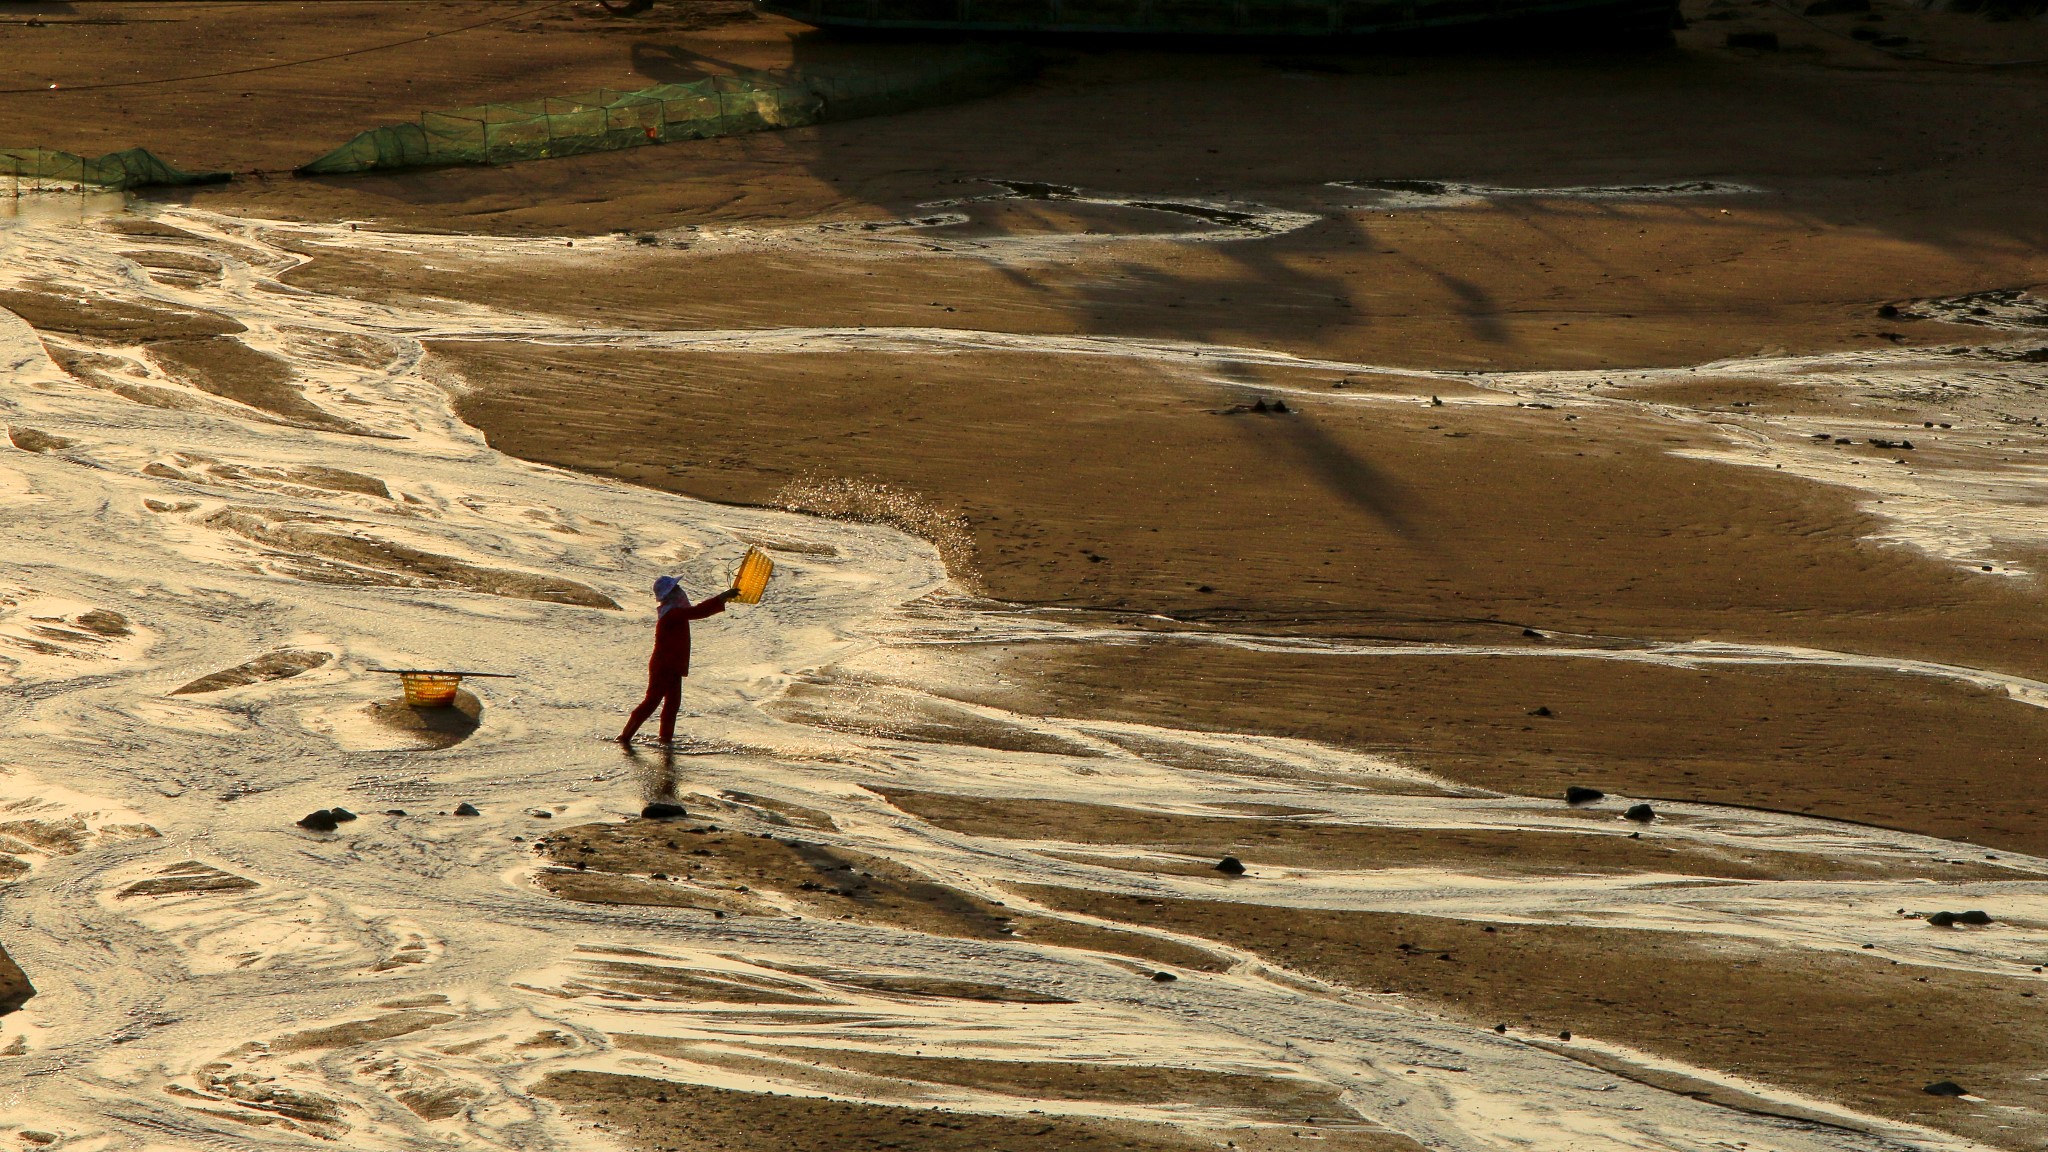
[399,672,463,708]
[731,547,774,604]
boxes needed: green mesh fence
[0,147,230,192]
[298,50,1031,177]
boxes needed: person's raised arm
[679,589,737,620]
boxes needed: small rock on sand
[1565,786,1604,805]
[453,802,480,817]
[329,807,357,822]
[1923,1081,1968,1097]
[641,802,688,819]
[1558,1030,1573,1041]
[1623,803,1656,822]
[1215,856,1246,876]
[1928,910,1993,927]
[1152,971,1178,982]
[296,810,339,832]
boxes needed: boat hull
[754,0,1676,38]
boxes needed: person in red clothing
[618,574,737,746]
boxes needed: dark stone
[1877,303,1901,318]
[453,802,480,816]
[528,809,553,819]
[1727,30,1780,48]
[1955,910,1994,925]
[642,802,689,819]
[328,807,357,822]
[1565,786,1605,805]
[1197,585,1214,593]
[1558,1029,1573,1041]
[1923,1081,1968,1097]
[1494,1023,1508,1033]
[1430,395,1444,406]
[1252,399,1269,413]
[0,945,33,1014]
[1271,399,1290,414]
[1522,628,1544,638]
[385,809,408,816]
[1927,911,1958,927]
[1624,803,1656,822]
[296,809,339,832]
[651,872,669,881]
[1530,705,1553,717]
[1215,856,1247,876]
[1152,971,1178,982]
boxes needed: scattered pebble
[1529,705,1553,717]
[1558,1029,1573,1041]
[453,802,480,817]
[1623,804,1656,823]
[1215,856,1246,876]
[1152,971,1178,982]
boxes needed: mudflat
[4,3,2048,1151]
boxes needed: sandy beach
[3,2,2048,1150]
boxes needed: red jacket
[649,593,725,677]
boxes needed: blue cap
[652,575,681,601]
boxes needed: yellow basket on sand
[377,669,513,709]
[731,547,775,604]
[400,673,463,708]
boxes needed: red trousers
[621,672,684,743]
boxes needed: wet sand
[1025,887,2048,1151]
[5,3,2048,1151]
[536,1073,1426,1152]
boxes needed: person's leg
[618,677,665,743]
[656,676,684,744]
